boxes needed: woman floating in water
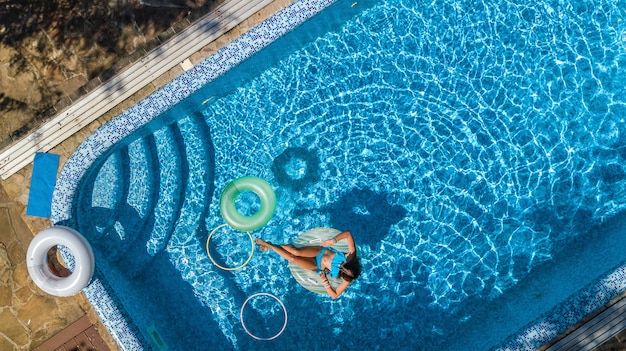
[255,230,362,299]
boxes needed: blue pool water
[66,0,626,349]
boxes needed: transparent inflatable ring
[26,226,95,297]
[220,176,276,232]
[206,224,255,271]
[240,292,288,341]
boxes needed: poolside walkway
[594,329,626,351]
[539,290,626,351]
[0,183,117,350]
[32,315,110,351]
[0,0,273,180]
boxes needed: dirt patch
[0,0,217,146]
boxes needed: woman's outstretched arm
[320,272,351,299]
[322,230,356,255]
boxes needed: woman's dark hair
[339,255,362,282]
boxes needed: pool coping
[541,291,626,351]
[45,0,626,349]
[494,263,626,351]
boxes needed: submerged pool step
[106,149,131,238]
[167,114,215,248]
[126,137,158,220]
[126,140,150,218]
[121,136,161,241]
[148,124,188,255]
[77,152,126,238]
[165,113,244,345]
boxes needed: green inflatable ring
[220,176,276,232]
[288,228,348,295]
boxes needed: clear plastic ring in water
[240,292,288,341]
[206,223,255,271]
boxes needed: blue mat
[26,152,60,218]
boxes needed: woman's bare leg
[280,244,323,258]
[256,239,318,271]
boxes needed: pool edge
[47,0,626,349]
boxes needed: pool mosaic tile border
[48,0,626,349]
[50,0,338,350]
[494,263,626,351]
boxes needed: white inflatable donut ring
[26,226,95,297]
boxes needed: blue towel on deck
[26,152,60,218]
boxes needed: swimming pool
[53,0,626,349]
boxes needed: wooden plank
[62,339,79,350]
[33,315,91,351]
[575,302,626,349]
[545,297,626,351]
[582,316,626,350]
[73,331,94,349]
[84,326,111,350]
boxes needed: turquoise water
[72,0,626,349]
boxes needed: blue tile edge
[83,275,149,350]
[493,262,626,351]
[50,0,338,350]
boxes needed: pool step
[75,152,125,239]
[78,112,218,256]
[127,137,157,220]
[148,124,188,255]
[165,112,244,347]
[121,136,160,242]
[106,149,131,239]
[167,114,215,248]
[143,134,161,229]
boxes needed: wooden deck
[32,315,110,351]
[540,292,626,351]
